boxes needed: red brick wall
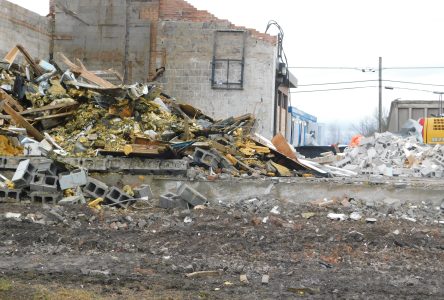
[159,0,276,44]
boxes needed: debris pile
[0,44,318,183]
[309,132,444,178]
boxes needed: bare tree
[352,107,389,136]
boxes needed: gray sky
[8,0,444,125]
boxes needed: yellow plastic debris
[63,188,75,197]
[0,135,23,156]
[88,197,103,210]
[270,161,291,177]
[5,180,14,189]
[123,185,134,196]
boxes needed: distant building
[387,100,440,132]
[288,106,321,146]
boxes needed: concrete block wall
[0,0,50,60]
[53,0,152,82]
[157,0,277,138]
[51,0,278,137]
[157,20,277,138]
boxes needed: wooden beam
[57,53,116,88]
[0,88,24,112]
[0,98,44,141]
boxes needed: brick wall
[159,0,276,44]
[0,0,50,60]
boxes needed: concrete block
[83,177,109,199]
[58,195,85,205]
[11,159,36,188]
[332,157,351,168]
[0,188,22,202]
[30,174,59,192]
[4,157,27,170]
[30,191,62,204]
[367,148,377,159]
[23,142,42,156]
[37,161,58,176]
[359,136,375,146]
[193,147,220,169]
[159,159,189,174]
[38,139,53,155]
[104,187,132,208]
[177,183,208,207]
[59,168,88,190]
[80,157,108,171]
[159,192,188,209]
[133,184,152,200]
[0,157,7,169]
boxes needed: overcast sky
[8,0,444,126]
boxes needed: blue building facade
[288,107,322,146]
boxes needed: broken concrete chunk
[327,213,348,221]
[59,168,88,190]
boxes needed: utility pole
[378,57,382,133]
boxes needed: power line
[297,80,378,86]
[289,66,444,70]
[291,85,444,94]
[384,80,444,87]
[296,79,444,87]
[290,86,378,93]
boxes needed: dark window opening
[211,30,246,90]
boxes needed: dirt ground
[0,196,442,299]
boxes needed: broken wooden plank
[16,44,45,76]
[20,101,78,115]
[57,53,116,88]
[0,98,44,141]
[0,88,24,112]
[33,111,75,121]
[3,46,19,64]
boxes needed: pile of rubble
[0,44,319,185]
[309,132,444,178]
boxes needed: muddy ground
[0,195,442,299]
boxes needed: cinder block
[104,187,133,208]
[23,143,42,156]
[59,168,88,190]
[58,195,85,205]
[38,139,53,155]
[193,147,220,169]
[11,159,36,188]
[159,192,188,209]
[36,161,58,176]
[332,157,351,168]
[80,157,108,171]
[83,177,109,199]
[177,183,208,207]
[30,174,59,192]
[0,188,22,202]
[134,184,153,200]
[30,191,62,204]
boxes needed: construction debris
[307,131,444,178]
[0,44,320,184]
